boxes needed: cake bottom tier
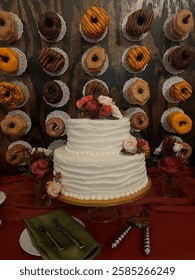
[54,146,149,205]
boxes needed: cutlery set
[111,207,151,255]
[34,208,150,255]
[34,217,84,251]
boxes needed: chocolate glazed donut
[126,9,154,37]
[42,81,63,104]
[38,11,61,40]
[169,45,195,70]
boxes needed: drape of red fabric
[0,166,195,259]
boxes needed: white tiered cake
[53,117,150,206]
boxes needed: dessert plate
[19,217,85,256]
[0,191,6,205]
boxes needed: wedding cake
[51,95,150,206]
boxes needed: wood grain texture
[0,0,195,174]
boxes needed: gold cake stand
[58,176,151,207]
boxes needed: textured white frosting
[65,117,130,155]
[53,117,148,201]
[54,147,148,200]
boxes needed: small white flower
[98,95,113,105]
[46,181,62,197]
[123,135,137,153]
[173,143,183,156]
[111,104,123,119]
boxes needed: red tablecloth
[0,166,195,260]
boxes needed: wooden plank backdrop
[0,0,195,174]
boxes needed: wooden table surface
[0,0,195,174]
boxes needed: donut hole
[5,91,11,97]
[45,16,54,27]
[0,55,9,63]
[179,120,187,126]
[7,122,15,128]
[182,51,189,60]
[52,123,59,130]
[138,88,143,94]
[137,117,144,125]
[183,14,191,24]
[137,53,143,61]
[92,16,98,23]
[181,87,188,94]
[92,54,99,62]
[137,15,145,25]
[48,85,56,95]
[47,55,55,64]
[11,155,18,161]
[0,19,5,26]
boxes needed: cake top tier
[65,117,130,155]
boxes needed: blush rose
[30,158,51,179]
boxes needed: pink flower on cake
[29,158,51,179]
[123,135,137,153]
[46,181,62,198]
[76,95,93,108]
[83,99,100,112]
[99,104,112,118]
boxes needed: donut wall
[0,0,195,174]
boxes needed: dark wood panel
[0,0,195,174]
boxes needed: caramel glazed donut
[5,144,26,165]
[126,46,151,72]
[80,5,109,39]
[127,79,150,105]
[171,9,194,38]
[169,80,192,102]
[0,114,27,137]
[167,111,192,134]
[130,112,149,130]
[45,117,65,138]
[38,11,61,40]
[0,10,18,43]
[126,8,154,37]
[84,47,106,74]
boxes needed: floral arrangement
[155,136,190,175]
[19,147,53,180]
[76,95,123,119]
[122,135,150,157]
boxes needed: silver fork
[52,218,84,249]
[34,217,64,251]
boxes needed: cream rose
[46,181,62,198]
[123,135,137,153]
[98,95,113,105]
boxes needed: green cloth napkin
[25,208,101,260]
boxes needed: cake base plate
[58,177,151,207]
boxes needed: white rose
[111,104,123,119]
[46,181,62,197]
[98,95,113,105]
[173,143,183,155]
[123,135,137,153]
